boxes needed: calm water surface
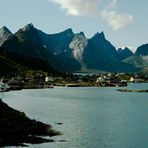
[1,83,148,148]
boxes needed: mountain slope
[0,54,18,77]
[70,32,138,72]
[82,32,119,71]
[38,28,81,72]
[38,28,74,55]
[0,24,58,73]
[15,24,50,60]
[124,44,148,73]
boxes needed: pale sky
[0,0,147,51]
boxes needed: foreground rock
[0,99,60,147]
[117,89,148,92]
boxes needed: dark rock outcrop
[0,99,60,147]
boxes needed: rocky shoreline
[117,89,148,93]
[0,99,60,147]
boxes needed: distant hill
[135,44,148,56]
[123,44,148,73]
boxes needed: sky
[0,0,147,52]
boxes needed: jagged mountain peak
[0,26,12,37]
[118,47,131,52]
[0,24,141,73]
[118,47,133,54]
[118,47,133,60]
[124,47,132,52]
[0,26,11,33]
[63,28,73,34]
[91,31,105,41]
[0,26,13,46]
[15,23,39,43]
[22,23,35,32]
[50,28,74,39]
[78,31,85,37]
[124,47,130,50]
[118,48,123,52]
[99,31,105,38]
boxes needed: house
[96,77,105,83]
[130,77,134,82]
[45,76,55,82]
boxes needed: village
[0,72,148,92]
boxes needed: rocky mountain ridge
[0,24,146,73]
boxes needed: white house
[45,76,55,82]
[96,77,105,83]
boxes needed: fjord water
[1,83,148,148]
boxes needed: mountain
[82,32,119,71]
[135,44,148,56]
[123,56,144,67]
[38,29,130,72]
[1,24,44,57]
[0,24,80,73]
[123,55,148,72]
[38,28,74,55]
[38,28,81,72]
[0,26,12,46]
[0,24,143,73]
[118,47,133,60]
[70,32,138,72]
[89,32,119,61]
[124,44,148,73]
[14,23,50,60]
[0,25,57,74]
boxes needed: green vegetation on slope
[0,47,61,78]
[123,55,148,73]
